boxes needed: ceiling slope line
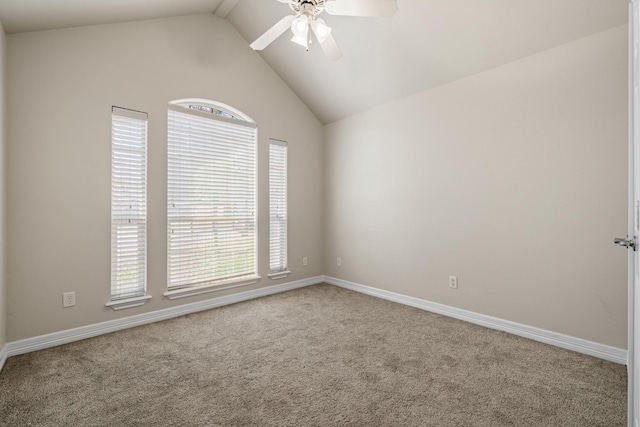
[214,0,240,18]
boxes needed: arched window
[165,99,258,297]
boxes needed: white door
[626,2,640,425]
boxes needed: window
[108,107,151,309]
[269,139,289,278]
[166,100,259,298]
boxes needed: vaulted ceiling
[0,0,629,124]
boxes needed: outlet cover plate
[63,292,76,308]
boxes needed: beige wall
[324,25,629,349]
[6,14,324,341]
[0,21,6,350]
[3,15,629,351]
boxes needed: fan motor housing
[289,0,327,16]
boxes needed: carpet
[0,283,627,426]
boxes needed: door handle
[614,236,637,250]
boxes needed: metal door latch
[614,235,637,251]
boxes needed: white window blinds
[167,104,258,290]
[111,107,148,300]
[269,139,288,273]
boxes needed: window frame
[268,139,290,279]
[107,106,151,310]
[164,100,260,300]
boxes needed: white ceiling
[0,0,629,124]
[228,0,628,123]
[0,0,228,33]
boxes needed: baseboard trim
[5,275,627,366]
[0,343,7,373]
[6,276,324,358]
[324,276,628,365]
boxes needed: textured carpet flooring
[0,284,627,426]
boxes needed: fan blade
[319,33,342,61]
[325,0,398,17]
[250,15,295,50]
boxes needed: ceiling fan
[250,0,398,61]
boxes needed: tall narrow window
[109,107,150,308]
[166,101,258,298]
[269,139,289,278]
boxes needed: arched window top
[169,98,255,124]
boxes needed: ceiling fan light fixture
[291,15,309,38]
[250,0,398,60]
[311,18,332,43]
[291,34,309,49]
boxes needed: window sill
[268,271,291,280]
[106,295,152,311]
[163,274,262,300]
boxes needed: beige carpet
[0,283,627,426]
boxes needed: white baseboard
[3,275,627,367]
[5,276,323,359]
[324,276,628,365]
[0,343,7,373]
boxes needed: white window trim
[163,274,261,300]
[268,271,291,280]
[106,295,152,311]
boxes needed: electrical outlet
[449,276,458,289]
[337,257,342,267]
[63,292,76,308]
[303,257,308,266]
